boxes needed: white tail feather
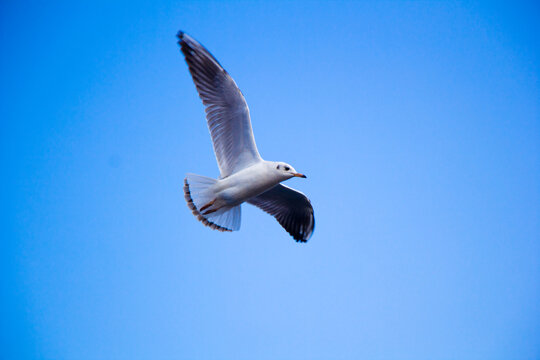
[183,174,241,232]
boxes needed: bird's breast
[214,164,280,206]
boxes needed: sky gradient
[2,1,539,359]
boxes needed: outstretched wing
[247,184,315,242]
[178,31,262,178]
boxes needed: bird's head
[273,162,306,180]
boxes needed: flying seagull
[177,31,315,242]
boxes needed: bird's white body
[211,162,285,208]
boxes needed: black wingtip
[177,31,185,48]
[292,231,309,243]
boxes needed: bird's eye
[284,166,290,171]
[276,165,280,170]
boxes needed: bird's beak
[293,173,307,178]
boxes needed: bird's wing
[247,184,315,242]
[178,31,262,178]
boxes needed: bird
[177,31,315,242]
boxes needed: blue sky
[1,1,539,359]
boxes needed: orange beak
[293,173,307,178]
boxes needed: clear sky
[1,1,539,359]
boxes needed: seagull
[177,31,315,242]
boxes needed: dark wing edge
[247,184,315,243]
[177,31,227,94]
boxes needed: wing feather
[247,184,315,242]
[178,31,261,177]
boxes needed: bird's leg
[202,208,218,215]
[200,199,222,216]
[199,199,215,212]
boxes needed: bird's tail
[183,173,241,232]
